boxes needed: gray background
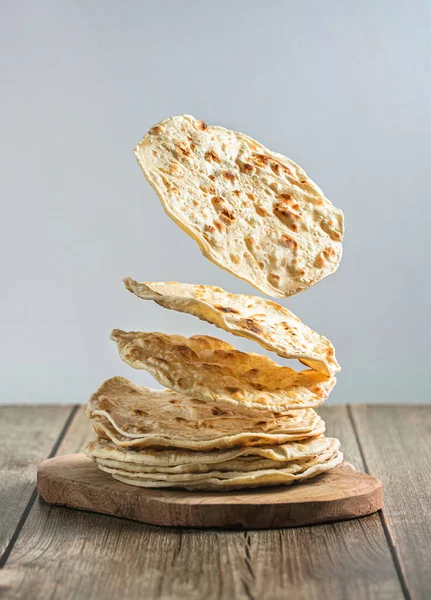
[1,0,430,405]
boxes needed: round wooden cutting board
[37,454,382,529]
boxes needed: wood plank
[351,404,431,600]
[0,405,75,559]
[0,405,404,600]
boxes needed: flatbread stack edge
[88,440,343,491]
[86,376,342,489]
[85,116,344,491]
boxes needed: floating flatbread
[134,115,344,297]
[123,278,340,376]
[87,377,325,451]
[110,331,336,412]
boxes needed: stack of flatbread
[86,115,345,491]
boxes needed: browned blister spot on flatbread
[240,163,255,174]
[280,234,298,250]
[149,125,164,135]
[222,170,236,182]
[225,387,241,396]
[273,201,302,227]
[323,246,336,259]
[219,208,236,225]
[314,254,325,268]
[271,160,292,176]
[211,196,224,207]
[134,409,148,417]
[205,150,221,163]
[251,153,270,166]
[214,305,240,314]
[238,318,262,334]
[176,142,191,157]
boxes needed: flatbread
[97,450,344,490]
[110,330,336,412]
[94,421,324,451]
[86,435,333,473]
[93,443,338,479]
[123,278,340,376]
[134,115,344,297]
[87,377,325,450]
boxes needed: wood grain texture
[55,406,94,456]
[351,405,431,600]
[0,405,405,600]
[37,455,383,528]
[0,405,73,558]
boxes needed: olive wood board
[37,454,382,529]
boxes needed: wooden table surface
[0,404,429,600]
